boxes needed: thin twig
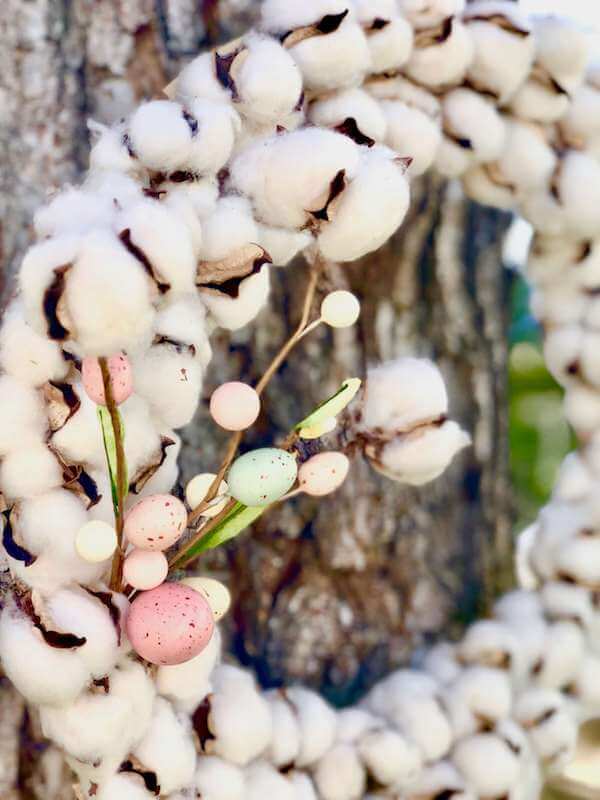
[175,257,324,570]
[99,357,127,592]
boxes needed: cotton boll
[560,81,600,151]
[0,442,63,500]
[572,654,600,717]
[88,122,138,175]
[313,744,366,800]
[557,152,600,240]
[514,688,578,768]
[50,381,105,468]
[286,22,371,93]
[405,19,474,89]
[0,602,89,706]
[44,587,119,678]
[540,581,593,629]
[167,178,219,221]
[423,642,462,685]
[406,761,473,800]
[134,698,197,795]
[153,295,212,367]
[19,235,81,340]
[127,100,193,172]
[494,589,544,622]
[175,52,230,105]
[509,79,570,124]
[65,229,155,356]
[335,708,380,744]
[542,325,583,385]
[463,2,535,104]
[554,533,600,586]
[531,281,587,327]
[207,674,273,765]
[194,756,245,800]
[116,198,196,293]
[564,384,600,437]
[290,772,318,800]
[530,501,590,582]
[459,620,519,671]
[156,627,221,713]
[495,119,557,195]
[161,188,203,258]
[261,0,349,32]
[363,358,448,432]
[130,346,203,429]
[533,621,585,690]
[553,452,595,502]
[199,197,258,262]
[441,89,506,166]
[318,146,409,262]
[0,303,67,387]
[309,88,387,143]
[96,775,155,800]
[132,430,181,500]
[230,129,360,229]
[452,732,521,798]
[371,420,470,486]
[360,16,414,75]
[284,686,337,767]
[109,659,157,744]
[200,266,270,330]
[366,670,452,761]
[264,690,301,767]
[434,137,473,179]
[34,187,116,239]
[397,0,464,29]
[0,375,46,457]
[233,36,303,125]
[494,597,548,683]
[245,762,296,800]
[443,667,513,739]
[462,165,516,211]
[85,170,143,215]
[257,225,312,267]
[185,99,241,175]
[533,15,589,95]
[381,101,441,177]
[358,728,422,787]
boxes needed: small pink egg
[126,582,214,666]
[82,353,133,406]
[298,452,350,497]
[123,548,168,590]
[209,381,260,431]
[124,494,187,551]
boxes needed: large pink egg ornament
[82,353,133,406]
[126,582,214,665]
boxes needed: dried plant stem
[99,357,127,591]
[186,258,323,528]
[177,257,324,567]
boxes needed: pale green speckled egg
[227,448,298,507]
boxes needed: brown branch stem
[99,357,127,592]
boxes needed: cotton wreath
[1,0,599,798]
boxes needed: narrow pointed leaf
[97,407,128,515]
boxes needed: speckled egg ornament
[209,381,261,431]
[227,448,298,506]
[298,452,350,496]
[124,494,187,551]
[81,353,133,406]
[126,582,214,665]
[123,548,169,590]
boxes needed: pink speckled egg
[124,494,187,551]
[126,582,214,665]
[298,452,350,496]
[209,381,260,431]
[123,548,168,590]
[82,353,133,406]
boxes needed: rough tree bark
[0,0,514,794]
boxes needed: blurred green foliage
[509,274,574,527]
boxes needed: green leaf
[184,502,265,558]
[295,378,361,431]
[97,407,128,514]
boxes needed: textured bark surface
[0,0,514,794]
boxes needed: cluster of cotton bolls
[1,0,600,797]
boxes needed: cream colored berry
[185,473,229,518]
[75,520,117,563]
[181,576,231,621]
[321,291,361,328]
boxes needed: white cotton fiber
[509,79,570,124]
[260,0,350,33]
[235,36,304,124]
[199,196,258,262]
[561,82,600,150]
[398,0,465,30]
[533,15,589,95]
[175,52,230,105]
[200,267,270,330]
[318,146,410,262]
[34,188,116,239]
[194,756,245,800]
[96,775,155,800]
[557,152,600,240]
[127,100,193,172]
[257,225,312,267]
[244,762,296,800]
[406,20,474,89]
[284,686,337,767]
[363,17,414,75]
[0,442,63,501]
[64,229,155,355]
[0,603,89,706]
[161,187,204,257]
[116,198,197,293]
[230,128,360,229]
[309,88,387,143]
[0,375,46,456]
[153,295,212,365]
[0,302,68,387]
[358,728,423,787]
[88,122,138,175]
[381,100,441,177]
[313,744,366,800]
[497,119,556,193]
[134,697,197,795]
[462,165,516,211]
[442,89,506,164]
[157,627,221,712]
[452,733,521,798]
[264,690,301,767]
[185,99,241,175]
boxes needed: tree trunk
[0,0,514,792]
